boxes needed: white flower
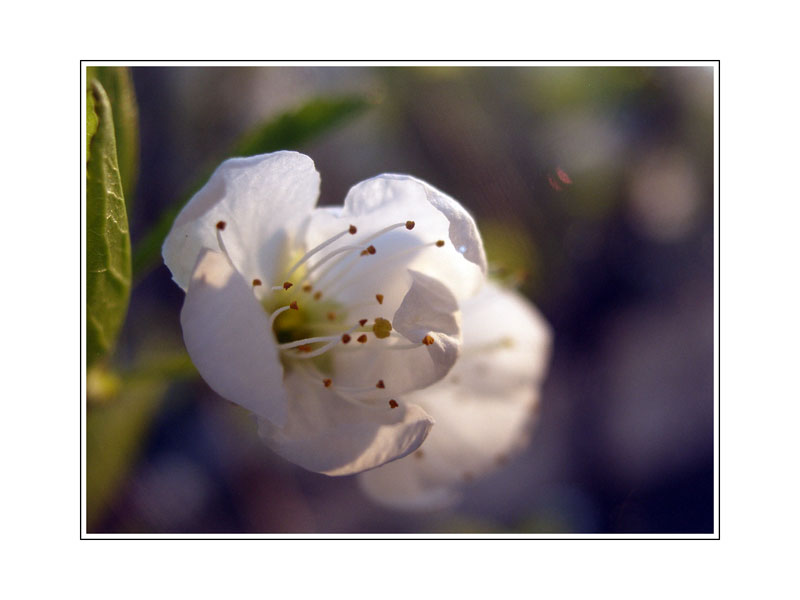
[358,281,552,510]
[163,151,487,476]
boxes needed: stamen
[376,380,385,389]
[302,284,312,292]
[287,323,362,359]
[389,399,398,409]
[216,221,226,230]
[422,334,435,346]
[436,240,445,247]
[341,334,351,344]
[313,291,322,300]
[375,294,384,304]
[357,334,368,344]
[289,301,299,310]
[284,225,359,280]
[269,305,291,329]
[323,379,332,388]
[283,281,293,290]
[359,319,368,327]
[327,311,337,321]
[405,221,415,230]
[252,279,262,287]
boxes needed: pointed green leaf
[132,95,371,282]
[87,67,140,206]
[86,79,132,366]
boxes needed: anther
[435,240,445,247]
[357,334,368,344]
[376,380,385,389]
[323,379,332,388]
[302,284,312,292]
[414,450,424,459]
[252,279,262,287]
[367,245,376,255]
[313,291,322,300]
[283,281,293,290]
[298,344,313,353]
[375,294,384,304]
[389,399,398,409]
[341,334,351,344]
[327,311,337,321]
[216,220,226,230]
[349,225,357,235]
[289,301,299,310]
[422,334,434,346]
[405,220,415,230]
[359,319,368,327]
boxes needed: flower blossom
[358,281,552,510]
[163,151,487,476]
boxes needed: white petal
[302,174,487,302]
[329,269,461,402]
[181,249,287,426]
[359,283,552,510]
[163,151,320,290]
[257,370,435,476]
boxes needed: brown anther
[435,240,445,247]
[405,220,415,230]
[422,334,434,346]
[327,311,337,321]
[359,319,368,327]
[313,291,322,300]
[289,301,299,310]
[252,278,262,287]
[375,294,384,304]
[341,334,351,344]
[283,281,293,290]
[357,334,368,344]
[302,283,312,292]
[414,450,424,459]
[349,224,357,235]
[389,399,398,409]
[216,220,226,230]
[360,249,368,256]
[376,380,385,389]
[367,245,377,255]
[297,344,313,353]
[323,378,332,388]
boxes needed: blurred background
[86,65,715,534]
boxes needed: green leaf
[86,67,140,206]
[233,95,369,156]
[86,79,132,367]
[131,95,371,283]
[86,88,97,163]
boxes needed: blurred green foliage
[131,95,371,283]
[86,79,132,367]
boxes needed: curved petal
[258,370,435,476]
[302,174,486,303]
[359,283,552,510]
[163,151,320,290]
[181,249,287,426]
[329,269,461,403]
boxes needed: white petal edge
[163,151,320,290]
[328,269,461,402]
[181,249,288,426]
[257,370,435,476]
[359,282,553,510]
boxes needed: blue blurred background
[88,66,714,534]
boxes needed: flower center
[215,218,446,404]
